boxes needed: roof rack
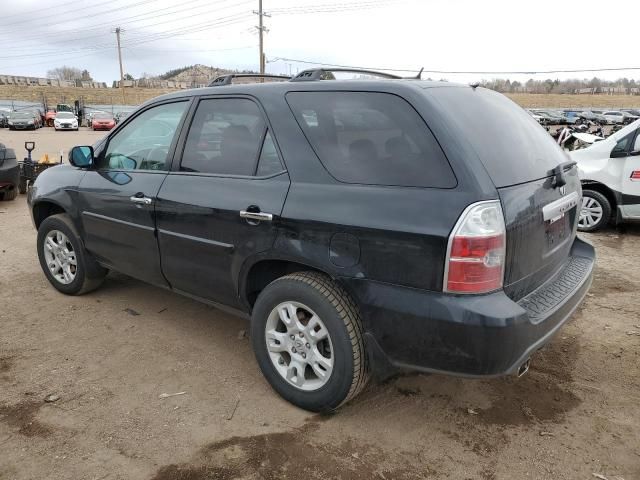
[208,74,291,87]
[290,68,403,82]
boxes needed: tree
[123,73,134,81]
[81,69,92,81]
[47,66,83,81]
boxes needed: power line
[0,0,81,20]
[269,0,409,14]
[0,0,134,29]
[0,1,254,53]
[267,56,640,76]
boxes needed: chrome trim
[239,210,273,222]
[130,196,153,205]
[157,229,234,251]
[542,191,579,222]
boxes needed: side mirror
[610,149,628,158]
[69,146,94,168]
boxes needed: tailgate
[426,87,582,301]
[498,168,581,300]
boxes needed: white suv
[570,119,640,231]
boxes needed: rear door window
[286,91,456,188]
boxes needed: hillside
[1,84,639,109]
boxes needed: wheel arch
[240,257,344,311]
[32,200,67,229]
[581,180,618,213]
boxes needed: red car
[91,113,116,131]
[45,109,57,127]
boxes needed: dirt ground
[0,129,639,480]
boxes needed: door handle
[130,195,153,205]
[240,210,273,222]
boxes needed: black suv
[29,70,595,411]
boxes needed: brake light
[444,200,506,294]
[631,170,640,181]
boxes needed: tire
[578,190,611,232]
[37,214,107,295]
[0,187,17,201]
[18,177,27,194]
[251,272,369,412]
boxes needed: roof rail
[290,68,403,82]
[208,73,291,87]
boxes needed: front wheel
[578,190,611,232]
[37,214,107,295]
[251,272,369,412]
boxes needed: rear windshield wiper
[549,160,577,188]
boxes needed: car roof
[141,79,468,106]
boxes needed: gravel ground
[0,129,639,480]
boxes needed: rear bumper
[342,237,595,377]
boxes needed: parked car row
[529,108,640,126]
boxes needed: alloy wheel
[265,301,334,391]
[43,230,77,285]
[578,196,603,229]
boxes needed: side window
[612,132,635,155]
[181,98,266,176]
[256,131,284,176]
[634,132,640,152]
[97,101,188,171]
[286,91,456,188]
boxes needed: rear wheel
[578,190,611,232]
[37,214,107,295]
[0,187,17,201]
[251,272,369,412]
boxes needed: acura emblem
[559,185,566,195]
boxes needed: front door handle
[130,195,153,205]
[240,210,273,222]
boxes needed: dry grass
[0,85,175,106]
[2,85,640,109]
[506,93,640,109]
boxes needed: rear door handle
[240,210,273,222]
[130,195,153,205]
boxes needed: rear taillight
[444,200,506,294]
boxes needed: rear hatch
[430,87,580,301]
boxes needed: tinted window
[429,87,568,187]
[256,131,284,176]
[612,132,635,155]
[634,132,640,152]
[98,101,188,171]
[181,98,266,176]
[286,92,456,188]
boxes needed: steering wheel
[145,146,170,170]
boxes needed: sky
[0,0,637,84]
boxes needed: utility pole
[114,27,126,104]
[254,1,270,74]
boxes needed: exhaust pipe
[517,359,530,378]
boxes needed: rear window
[429,87,567,187]
[286,91,456,188]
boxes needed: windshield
[56,112,75,119]
[10,112,32,119]
[94,114,113,120]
